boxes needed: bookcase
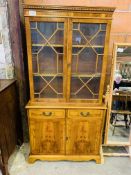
[23,1,115,163]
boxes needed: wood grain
[0,80,22,175]
[66,115,103,155]
[28,154,102,164]
[29,109,65,155]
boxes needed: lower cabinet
[28,108,104,159]
[29,109,65,155]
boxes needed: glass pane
[32,46,42,54]
[80,23,100,40]
[38,46,57,74]
[73,23,79,29]
[58,54,63,73]
[31,30,46,44]
[33,76,63,98]
[71,77,100,99]
[90,31,106,46]
[58,22,64,29]
[30,21,64,99]
[30,22,36,29]
[77,47,97,74]
[40,76,63,98]
[94,47,104,54]
[72,47,83,54]
[37,22,57,39]
[54,47,63,54]
[71,55,77,73]
[49,30,64,45]
[88,77,100,95]
[101,24,107,31]
[97,55,103,73]
[33,76,45,93]
[32,54,38,73]
[71,77,83,95]
[72,31,87,45]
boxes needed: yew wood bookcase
[23,1,115,163]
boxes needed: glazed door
[68,19,108,102]
[29,109,65,155]
[66,112,103,155]
[25,18,67,100]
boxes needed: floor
[108,114,130,142]
[9,157,131,175]
[6,144,131,175]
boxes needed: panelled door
[25,17,67,100]
[29,109,65,155]
[68,19,108,103]
[66,110,103,155]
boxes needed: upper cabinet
[24,5,115,103]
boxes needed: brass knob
[80,112,90,117]
[43,112,52,116]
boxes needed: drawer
[29,109,65,118]
[68,109,103,118]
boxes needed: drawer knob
[80,112,90,117]
[43,112,52,116]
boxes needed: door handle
[43,112,52,116]
[80,112,90,117]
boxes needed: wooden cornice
[22,4,115,14]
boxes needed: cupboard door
[66,117,102,155]
[27,18,67,100]
[70,21,107,101]
[29,110,65,155]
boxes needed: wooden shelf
[33,73,101,78]
[111,110,131,115]
[33,73,63,77]
[32,44,104,48]
[71,73,101,78]
[32,44,64,47]
[72,45,104,48]
[26,100,107,109]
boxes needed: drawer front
[68,109,103,118]
[29,109,65,118]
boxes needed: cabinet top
[0,79,16,93]
[26,101,107,109]
[22,2,115,14]
[23,4,115,19]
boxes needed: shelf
[111,110,131,115]
[26,100,107,109]
[32,44,64,47]
[72,45,104,48]
[71,73,101,78]
[32,44,104,48]
[33,73,101,78]
[33,73,63,77]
